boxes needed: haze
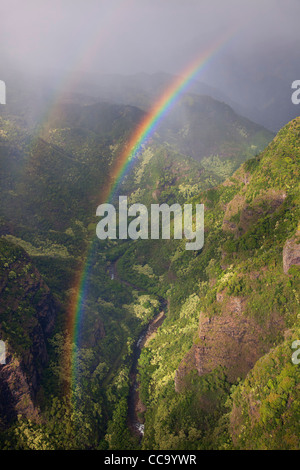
[1,0,300,130]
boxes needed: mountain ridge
[0,91,298,449]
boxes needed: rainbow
[69,31,235,395]
[36,0,135,135]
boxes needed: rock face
[0,353,39,428]
[0,240,57,428]
[175,293,283,392]
[87,318,105,348]
[222,190,287,237]
[283,231,300,274]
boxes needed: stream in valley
[127,305,166,438]
[108,260,166,439]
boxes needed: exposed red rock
[175,294,284,392]
[283,230,300,274]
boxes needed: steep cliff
[138,118,300,450]
[0,238,57,428]
[283,229,300,274]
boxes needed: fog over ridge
[1,0,300,130]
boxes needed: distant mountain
[3,64,300,133]
[154,93,273,164]
[38,94,273,180]
[199,42,300,132]
[70,71,236,111]
[47,68,300,133]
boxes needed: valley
[0,72,299,451]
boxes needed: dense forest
[0,72,299,450]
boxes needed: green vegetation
[134,118,300,449]
[0,84,298,451]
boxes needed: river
[127,305,166,438]
[108,259,166,439]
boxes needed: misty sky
[1,0,300,78]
